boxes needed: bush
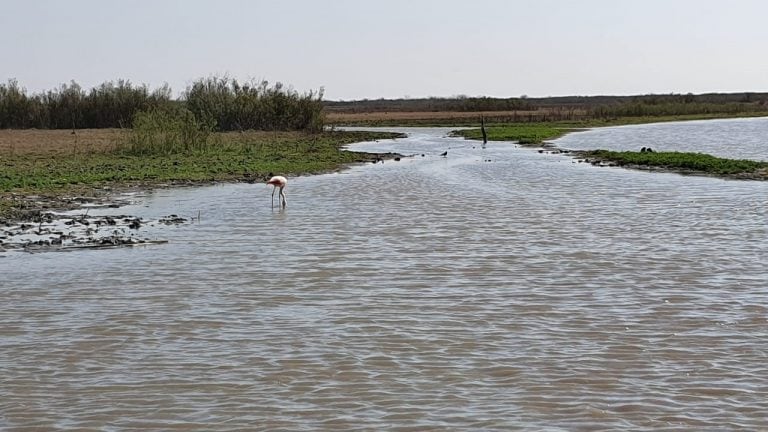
[120,106,216,155]
[184,76,325,132]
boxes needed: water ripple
[2,123,768,430]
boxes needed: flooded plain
[2,119,768,430]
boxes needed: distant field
[325,109,581,125]
[0,129,125,156]
[0,129,329,157]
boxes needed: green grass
[582,150,768,176]
[452,124,569,144]
[0,131,402,194]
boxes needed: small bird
[440,151,448,157]
[267,175,287,208]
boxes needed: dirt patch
[0,128,125,156]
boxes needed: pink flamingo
[267,175,287,208]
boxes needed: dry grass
[0,129,317,157]
[0,128,126,156]
[325,109,590,125]
[326,110,536,122]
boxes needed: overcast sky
[2,0,767,100]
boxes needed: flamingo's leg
[271,186,276,208]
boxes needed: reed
[118,106,216,156]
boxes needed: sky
[2,0,767,100]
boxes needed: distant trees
[324,96,533,113]
[0,79,171,129]
[587,94,768,119]
[324,92,768,121]
[0,76,326,132]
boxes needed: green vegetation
[581,150,768,177]
[452,124,569,144]
[0,131,402,193]
[185,76,324,132]
[120,106,215,155]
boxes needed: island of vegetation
[2,78,768,222]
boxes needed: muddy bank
[0,208,190,254]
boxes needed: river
[2,119,767,430]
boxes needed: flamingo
[267,175,287,208]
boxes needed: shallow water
[2,121,768,430]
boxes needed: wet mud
[0,209,187,253]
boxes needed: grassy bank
[452,123,569,144]
[578,150,768,179]
[0,129,402,220]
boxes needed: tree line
[0,76,325,132]
[325,92,768,120]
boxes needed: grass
[0,131,402,190]
[452,124,569,144]
[580,150,768,177]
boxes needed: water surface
[2,121,768,430]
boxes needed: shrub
[120,106,216,155]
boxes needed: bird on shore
[267,175,287,208]
[440,151,448,157]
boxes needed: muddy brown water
[2,120,768,430]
